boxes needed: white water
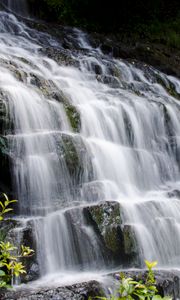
[1,4,180,286]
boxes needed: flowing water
[0,0,29,17]
[0,2,180,287]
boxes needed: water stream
[0,2,180,287]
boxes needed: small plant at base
[89,260,172,300]
[0,194,34,289]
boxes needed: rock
[64,103,81,132]
[91,33,180,79]
[0,135,13,196]
[122,224,139,265]
[0,271,179,299]
[0,218,21,241]
[84,201,139,266]
[0,280,104,300]
[58,133,93,185]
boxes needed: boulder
[84,201,139,266]
[0,271,179,299]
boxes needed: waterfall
[0,4,180,286]
[1,0,29,17]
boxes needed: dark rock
[0,271,179,299]
[0,218,21,241]
[85,201,139,266]
[59,133,93,185]
[0,280,104,300]
[91,33,180,79]
[0,135,13,196]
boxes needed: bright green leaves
[0,193,34,288]
[21,245,34,257]
[4,261,26,277]
[145,260,158,270]
[91,261,172,300]
[0,193,17,221]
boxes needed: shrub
[0,194,34,288]
[89,260,172,300]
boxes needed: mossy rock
[61,133,82,181]
[55,133,93,184]
[86,201,124,261]
[123,224,138,256]
[64,103,81,132]
[155,72,180,100]
[85,201,140,265]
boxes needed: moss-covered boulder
[54,133,93,185]
[64,103,81,132]
[122,224,139,265]
[85,201,123,261]
[85,201,139,266]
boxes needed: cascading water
[0,0,29,17]
[0,1,180,288]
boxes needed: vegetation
[89,260,172,300]
[28,0,180,50]
[0,194,34,288]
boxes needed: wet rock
[41,47,77,67]
[0,271,179,299]
[0,90,12,134]
[0,280,104,300]
[0,218,21,241]
[85,201,139,266]
[91,32,180,78]
[122,224,139,263]
[0,135,13,196]
[64,103,81,132]
[168,189,180,199]
[59,133,93,185]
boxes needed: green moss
[89,206,104,227]
[123,225,137,255]
[104,226,120,252]
[64,104,81,132]
[61,134,81,177]
[88,202,123,255]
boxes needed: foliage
[34,0,180,34]
[131,16,180,49]
[0,193,17,221]
[0,194,34,289]
[89,261,172,300]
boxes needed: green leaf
[0,270,5,276]
[9,200,17,204]
[144,260,158,269]
[3,208,13,213]
[0,201,4,209]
